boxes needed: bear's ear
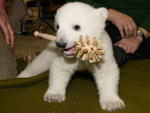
[95,7,108,21]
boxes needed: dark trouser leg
[105,24,150,61]
[105,24,126,67]
[105,24,122,44]
[127,38,150,60]
[0,28,17,80]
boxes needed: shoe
[113,45,126,67]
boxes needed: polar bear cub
[18,2,125,111]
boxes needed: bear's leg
[94,68,125,111]
[44,60,74,103]
[18,42,57,78]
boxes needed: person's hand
[107,9,137,39]
[0,4,14,47]
[114,36,142,54]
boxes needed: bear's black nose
[56,42,67,48]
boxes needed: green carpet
[0,58,150,113]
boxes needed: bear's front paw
[100,98,125,111]
[44,92,66,103]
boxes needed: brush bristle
[74,35,105,63]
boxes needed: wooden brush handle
[34,31,56,42]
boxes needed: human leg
[106,24,150,61]
[0,28,17,80]
[127,38,150,60]
[105,24,126,67]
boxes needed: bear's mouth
[63,46,75,58]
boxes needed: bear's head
[54,2,108,58]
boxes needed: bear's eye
[73,25,81,31]
[56,25,59,30]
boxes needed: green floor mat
[0,58,150,113]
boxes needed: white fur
[18,2,125,111]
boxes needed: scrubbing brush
[34,31,105,63]
[74,35,105,63]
